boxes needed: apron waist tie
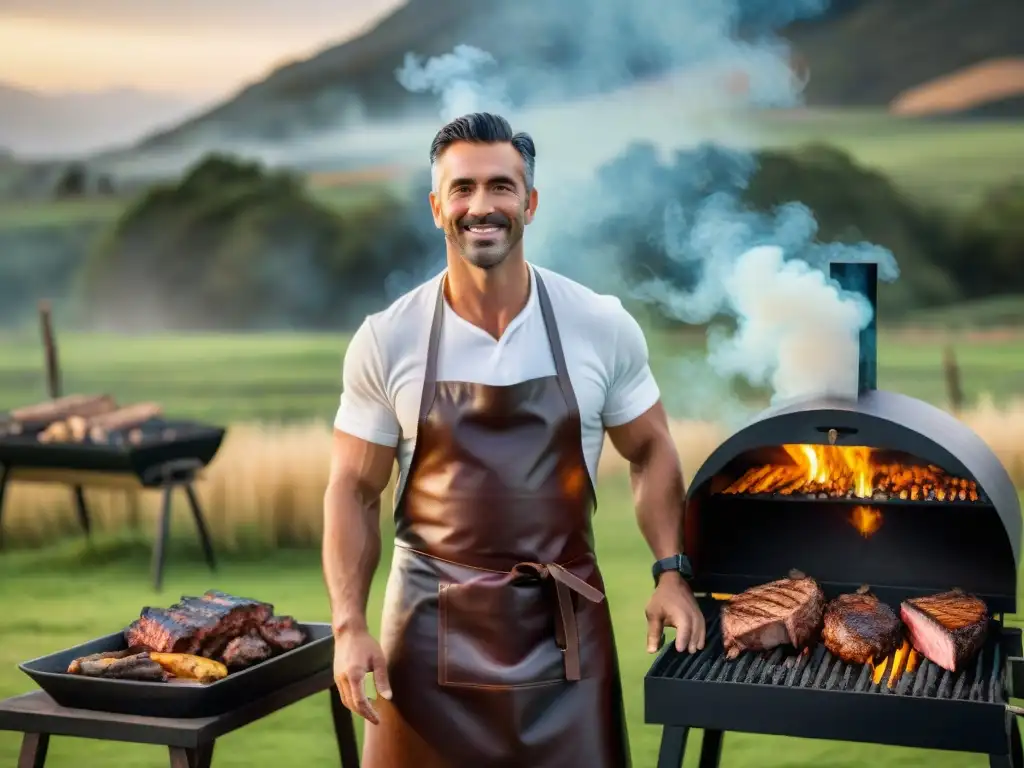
[510,562,605,681]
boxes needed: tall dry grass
[3,401,1024,551]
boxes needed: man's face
[429,141,539,270]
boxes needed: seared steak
[259,615,307,651]
[222,631,273,668]
[900,589,989,672]
[822,585,902,665]
[721,570,825,659]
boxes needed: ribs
[721,569,825,659]
[222,632,273,668]
[822,585,903,665]
[900,589,989,672]
[124,590,274,655]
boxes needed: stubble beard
[448,220,525,271]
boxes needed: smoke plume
[394,0,900,416]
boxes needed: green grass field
[2,475,1021,767]
[0,327,1020,424]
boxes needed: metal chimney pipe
[829,261,878,393]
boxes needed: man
[323,112,705,767]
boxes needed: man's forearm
[322,480,382,636]
[629,440,687,561]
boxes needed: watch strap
[652,553,693,585]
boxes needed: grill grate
[655,613,1005,704]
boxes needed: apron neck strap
[418,266,580,424]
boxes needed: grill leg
[151,486,174,592]
[167,747,191,768]
[0,463,9,550]
[992,714,1024,768]
[698,730,724,768]
[18,732,49,768]
[192,741,215,768]
[656,726,689,768]
[71,485,90,536]
[183,483,217,572]
[331,683,361,767]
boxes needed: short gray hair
[428,112,536,193]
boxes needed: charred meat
[73,652,168,682]
[721,570,825,659]
[259,615,307,652]
[900,589,989,672]
[222,631,273,668]
[124,590,273,655]
[822,585,903,665]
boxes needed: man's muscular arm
[322,429,395,637]
[608,402,706,655]
[606,401,686,562]
[325,316,401,724]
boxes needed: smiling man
[323,112,705,767]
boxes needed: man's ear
[428,190,443,229]
[524,187,539,225]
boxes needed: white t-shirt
[334,263,661,500]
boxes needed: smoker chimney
[829,261,878,394]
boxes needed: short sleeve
[601,305,661,428]
[333,318,401,447]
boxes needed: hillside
[126,0,1024,154]
[0,83,204,159]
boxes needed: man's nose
[466,188,496,216]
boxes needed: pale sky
[0,0,405,99]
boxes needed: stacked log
[2,395,165,445]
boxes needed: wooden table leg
[330,684,360,767]
[193,741,215,768]
[18,732,50,768]
[168,746,191,768]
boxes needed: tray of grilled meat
[19,590,332,718]
[0,393,225,477]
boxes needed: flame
[871,640,920,687]
[721,445,980,504]
[850,506,883,538]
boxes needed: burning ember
[721,444,982,503]
[871,640,920,687]
[850,506,883,538]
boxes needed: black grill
[645,261,1024,767]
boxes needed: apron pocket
[438,579,567,689]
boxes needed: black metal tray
[0,420,225,486]
[19,622,333,719]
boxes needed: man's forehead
[437,141,524,182]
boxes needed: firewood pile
[0,394,172,446]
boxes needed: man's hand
[644,572,706,655]
[334,629,393,725]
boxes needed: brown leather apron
[361,270,631,768]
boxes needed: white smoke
[393,0,900,413]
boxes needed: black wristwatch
[652,553,693,586]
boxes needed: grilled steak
[222,632,273,668]
[76,652,168,681]
[822,585,902,665]
[124,590,274,654]
[67,649,133,674]
[721,569,825,659]
[900,589,989,672]
[259,616,307,651]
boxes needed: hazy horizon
[1,0,404,99]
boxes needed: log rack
[0,301,218,591]
[0,669,360,768]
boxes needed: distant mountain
[0,83,207,159]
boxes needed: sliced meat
[721,569,825,659]
[67,649,133,674]
[222,632,273,668]
[76,652,168,681]
[259,616,307,651]
[900,589,989,672]
[822,585,902,665]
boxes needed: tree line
[72,146,1024,331]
